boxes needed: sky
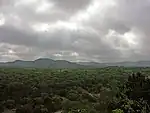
[0,0,150,62]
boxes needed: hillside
[77,61,150,67]
[0,58,88,68]
[0,59,150,68]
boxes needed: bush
[112,109,124,113]
[16,104,32,113]
[5,99,15,109]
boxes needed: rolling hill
[0,58,150,68]
[0,58,88,68]
[77,61,150,67]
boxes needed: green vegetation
[0,67,150,113]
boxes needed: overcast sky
[0,0,150,62]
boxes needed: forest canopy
[0,67,150,113]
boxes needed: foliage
[109,72,150,113]
[112,109,124,113]
[0,67,150,113]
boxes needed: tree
[109,72,150,113]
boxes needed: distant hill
[77,61,150,67]
[0,58,89,68]
[77,62,107,67]
[0,58,150,68]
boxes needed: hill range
[0,58,150,68]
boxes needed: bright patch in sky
[8,50,15,54]
[105,29,138,50]
[71,0,116,22]
[54,53,63,57]
[36,1,54,13]
[55,21,81,31]
[32,23,49,32]
[0,14,5,26]
[32,21,83,32]
[123,32,138,45]
[70,52,79,57]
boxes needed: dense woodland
[0,67,150,113]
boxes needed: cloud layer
[0,0,149,62]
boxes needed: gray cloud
[0,26,37,46]
[0,0,150,62]
[52,0,91,13]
